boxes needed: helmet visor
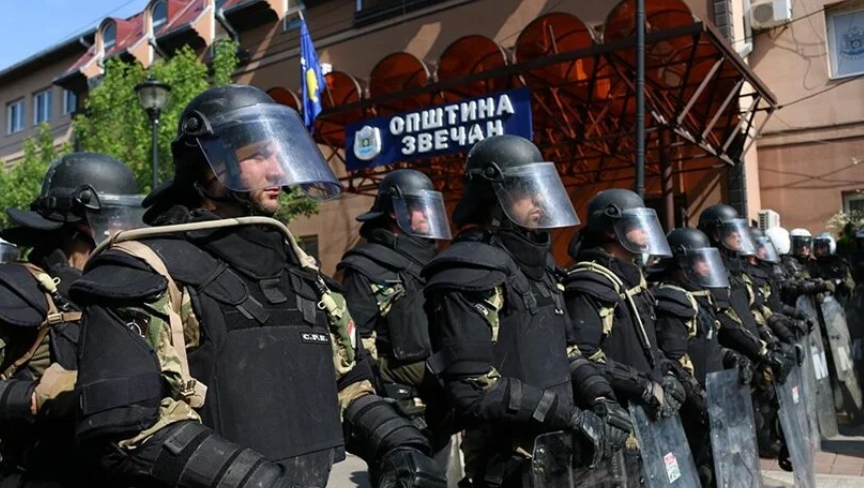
[393,190,452,240]
[720,219,757,255]
[791,236,812,257]
[492,162,580,230]
[85,194,146,244]
[813,238,832,257]
[197,104,341,200]
[755,236,781,263]
[612,207,672,257]
[679,247,730,289]
[0,242,18,263]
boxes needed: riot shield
[705,369,762,488]
[775,366,817,488]
[531,432,638,488]
[798,334,821,452]
[797,295,839,438]
[628,405,699,488]
[821,295,864,422]
[848,285,864,396]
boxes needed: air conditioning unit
[750,0,792,30]
[759,209,781,230]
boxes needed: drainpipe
[216,8,239,41]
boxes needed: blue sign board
[344,87,533,171]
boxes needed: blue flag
[300,18,324,132]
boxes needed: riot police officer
[338,170,450,442]
[697,204,793,461]
[811,232,855,304]
[563,189,686,421]
[423,135,630,488]
[781,228,837,304]
[0,152,144,486]
[650,227,751,487]
[69,85,446,488]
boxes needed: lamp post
[135,77,171,190]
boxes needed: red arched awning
[266,87,301,113]
[314,71,365,147]
[436,35,510,101]
[369,52,433,115]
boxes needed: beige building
[3,0,824,273]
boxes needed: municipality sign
[345,87,533,170]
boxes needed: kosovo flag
[300,18,324,132]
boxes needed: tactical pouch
[385,287,432,362]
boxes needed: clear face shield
[0,242,18,263]
[613,207,673,258]
[755,236,781,263]
[719,219,757,256]
[196,104,341,201]
[791,236,812,258]
[813,238,832,258]
[392,189,453,240]
[491,162,580,230]
[678,247,730,289]
[85,194,147,244]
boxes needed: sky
[0,0,152,71]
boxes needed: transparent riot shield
[532,431,573,488]
[799,334,821,452]
[797,295,839,438]
[848,285,864,397]
[775,366,817,488]
[821,295,864,422]
[628,405,700,488]
[531,432,637,488]
[705,369,763,488]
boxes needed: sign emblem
[353,125,382,161]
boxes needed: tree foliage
[0,38,318,228]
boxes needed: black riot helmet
[663,227,729,289]
[697,204,756,256]
[452,134,579,230]
[144,84,341,223]
[584,189,671,257]
[750,227,780,263]
[356,169,452,240]
[2,152,144,247]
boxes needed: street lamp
[135,77,171,190]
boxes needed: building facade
[3,0,843,273]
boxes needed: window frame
[825,6,864,80]
[63,89,78,115]
[103,21,117,51]
[6,99,25,135]
[843,190,864,215]
[33,88,53,125]
[152,1,168,33]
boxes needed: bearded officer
[69,85,446,488]
[423,135,630,488]
[0,152,144,486]
[337,169,451,447]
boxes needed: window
[298,235,319,262]
[152,1,168,33]
[63,89,78,115]
[103,22,116,51]
[6,100,24,134]
[826,7,864,78]
[843,190,864,215]
[33,89,53,125]
[354,0,439,26]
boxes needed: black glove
[680,375,707,416]
[798,280,822,295]
[639,379,666,420]
[568,407,610,466]
[723,350,753,385]
[590,398,632,456]
[789,318,811,339]
[373,448,448,488]
[660,373,686,417]
[763,348,792,384]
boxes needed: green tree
[0,123,71,227]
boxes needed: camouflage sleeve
[114,287,201,451]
